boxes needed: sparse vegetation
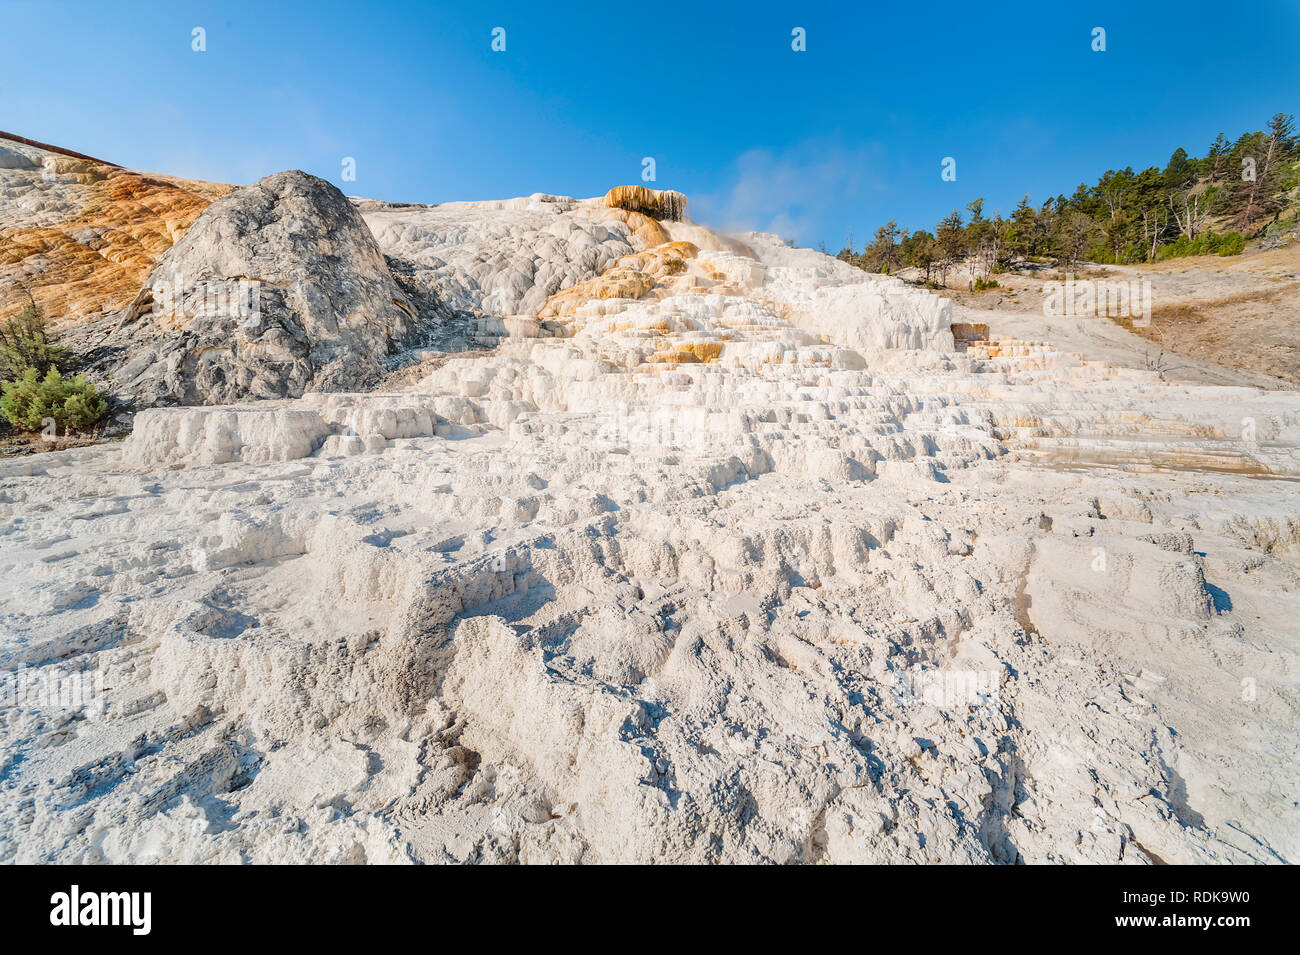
[0,304,74,380]
[1,367,108,432]
[1156,231,1247,259]
[0,304,106,433]
[837,112,1297,281]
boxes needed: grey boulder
[106,169,416,405]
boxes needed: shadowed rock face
[103,170,416,405]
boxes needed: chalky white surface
[2,200,1298,864]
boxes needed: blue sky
[2,0,1297,248]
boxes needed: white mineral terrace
[1,222,1297,864]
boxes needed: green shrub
[0,305,74,380]
[1156,230,1247,260]
[974,277,1000,291]
[1120,242,1146,263]
[1156,235,1201,259]
[1,367,107,432]
[1213,232,1246,256]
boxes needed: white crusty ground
[361,194,639,322]
[1,221,1298,865]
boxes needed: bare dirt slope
[934,244,1300,387]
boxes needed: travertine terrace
[1,137,1297,864]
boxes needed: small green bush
[0,305,74,380]
[1156,230,1247,260]
[1214,232,1246,256]
[1,367,107,432]
[974,277,1000,291]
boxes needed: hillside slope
[0,134,226,329]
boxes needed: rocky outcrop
[3,133,951,410]
[361,193,641,329]
[102,170,416,405]
[0,135,223,329]
[603,184,688,221]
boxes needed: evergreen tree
[865,220,904,273]
[935,210,966,284]
[832,112,1292,279]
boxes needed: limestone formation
[603,184,689,221]
[1,147,1297,866]
[360,193,642,336]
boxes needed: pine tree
[866,220,904,273]
[935,210,965,284]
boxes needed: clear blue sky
[2,0,1296,248]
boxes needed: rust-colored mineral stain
[0,161,227,328]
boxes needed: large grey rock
[104,170,416,405]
